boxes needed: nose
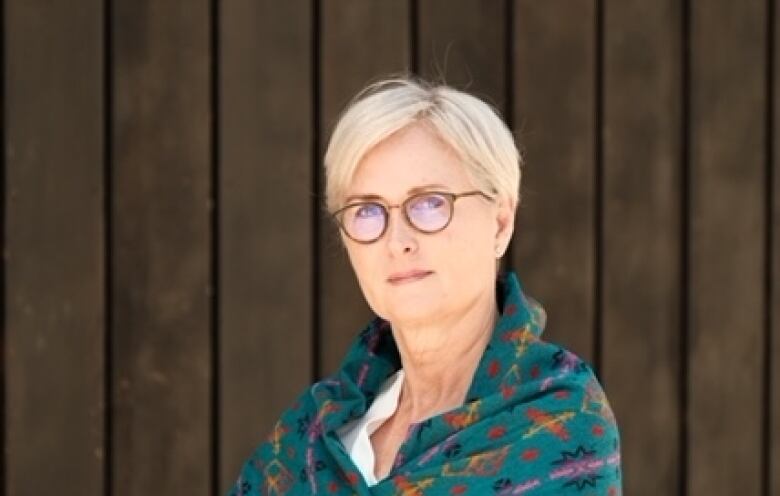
[385,207,418,256]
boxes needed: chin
[382,296,443,326]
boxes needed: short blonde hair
[324,76,522,212]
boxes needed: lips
[387,270,433,284]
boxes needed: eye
[410,193,447,211]
[354,203,384,218]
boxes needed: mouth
[387,270,433,285]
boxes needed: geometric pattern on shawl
[227,271,622,495]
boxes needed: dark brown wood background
[2,1,778,495]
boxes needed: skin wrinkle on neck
[393,286,499,423]
[369,290,499,481]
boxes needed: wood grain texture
[512,0,597,363]
[319,0,410,376]
[219,0,312,490]
[111,1,212,494]
[5,1,105,495]
[601,1,682,493]
[418,0,506,110]
[772,1,780,492]
[688,1,766,494]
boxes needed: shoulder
[510,339,622,492]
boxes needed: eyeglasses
[332,190,492,244]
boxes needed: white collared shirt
[336,369,405,486]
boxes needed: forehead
[347,124,473,198]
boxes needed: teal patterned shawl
[228,272,622,495]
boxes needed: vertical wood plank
[417,0,506,109]
[112,1,212,494]
[689,1,766,494]
[5,1,104,495]
[601,1,682,493]
[772,0,780,491]
[512,0,597,362]
[319,0,410,375]
[219,0,312,490]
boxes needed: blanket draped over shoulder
[228,272,622,495]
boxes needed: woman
[228,77,621,495]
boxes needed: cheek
[428,221,497,288]
[442,231,495,270]
[446,211,497,258]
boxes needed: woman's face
[340,123,515,328]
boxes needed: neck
[391,289,498,423]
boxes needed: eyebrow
[343,183,451,204]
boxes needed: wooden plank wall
[2,1,777,496]
[5,1,105,495]
[601,1,682,491]
[688,2,767,494]
[219,1,313,492]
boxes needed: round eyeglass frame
[331,190,493,244]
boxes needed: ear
[494,197,516,258]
